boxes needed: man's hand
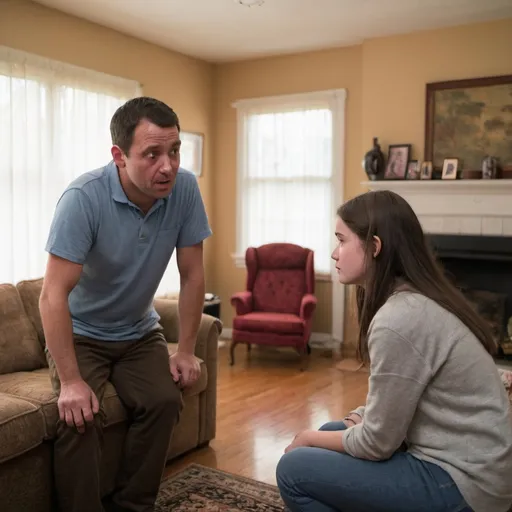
[284,430,313,454]
[58,379,99,434]
[169,351,201,388]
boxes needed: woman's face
[331,216,367,285]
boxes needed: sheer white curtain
[0,45,142,285]
[235,100,335,274]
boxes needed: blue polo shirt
[45,160,212,341]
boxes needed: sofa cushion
[0,369,129,438]
[0,284,46,375]
[16,278,45,348]
[0,393,45,463]
[0,356,207,439]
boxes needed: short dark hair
[110,96,180,155]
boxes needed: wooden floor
[165,343,368,485]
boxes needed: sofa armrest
[153,297,222,363]
[154,298,179,340]
[153,297,223,444]
[230,291,253,315]
[300,293,317,320]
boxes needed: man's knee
[56,412,104,442]
[143,382,182,418]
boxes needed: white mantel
[360,179,512,237]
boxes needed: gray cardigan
[343,291,512,512]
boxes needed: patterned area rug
[155,464,286,511]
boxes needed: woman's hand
[343,413,363,427]
[284,430,313,453]
[285,429,347,454]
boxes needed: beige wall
[2,2,512,346]
[361,19,512,164]
[0,0,216,288]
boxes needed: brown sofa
[0,278,222,512]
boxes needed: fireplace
[426,233,512,361]
[361,178,512,361]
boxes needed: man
[39,96,212,512]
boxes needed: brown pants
[46,329,183,512]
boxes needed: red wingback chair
[230,243,317,370]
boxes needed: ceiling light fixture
[236,0,265,6]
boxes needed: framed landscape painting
[424,75,512,174]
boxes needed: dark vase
[362,137,385,181]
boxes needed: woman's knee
[276,447,313,488]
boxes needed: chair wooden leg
[247,343,252,354]
[299,345,310,372]
[230,340,239,366]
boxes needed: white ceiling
[32,0,512,62]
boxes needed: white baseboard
[220,328,335,349]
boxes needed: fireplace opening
[426,234,512,361]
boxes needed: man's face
[113,118,181,201]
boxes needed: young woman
[276,190,512,512]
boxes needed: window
[0,45,141,285]
[232,89,346,277]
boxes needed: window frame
[231,89,347,282]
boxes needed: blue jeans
[276,421,472,512]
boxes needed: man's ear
[372,235,382,258]
[111,145,126,168]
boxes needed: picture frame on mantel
[424,74,512,178]
[384,144,411,179]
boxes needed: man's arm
[40,254,99,432]
[42,187,94,377]
[42,187,95,376]
[174,173,212,354]
[176,242,205,354]
[40,187,98,432]
[39,255,83,384]
[168,173,211,387]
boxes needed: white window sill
[231,253,332,282]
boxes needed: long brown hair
[337,190,497,363]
